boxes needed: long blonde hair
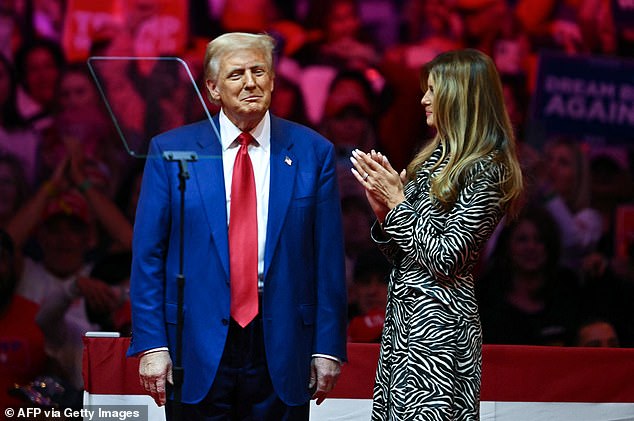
[407,49,523,217]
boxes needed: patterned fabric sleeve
[381,161,506,284]
[370,219,404,264]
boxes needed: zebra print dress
[370,145,507,420]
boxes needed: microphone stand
[162,151,198,421]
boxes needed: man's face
[206,48,274,131]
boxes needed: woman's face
[421,74,435,127]
[546,144,576,197]
[509,219,547,273]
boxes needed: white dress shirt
[219,109,271,278]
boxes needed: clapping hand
[350,149,407,222]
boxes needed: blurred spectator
[14,38,65,131]
[83,251,132,335]
[347,247,391,343]
[299,0,380,71]
[10,187,94,404]
[574,317,620,347]
[35,251,131,399]
[7,150,131,270]
[56,63,102,113]
[478,206,581,346]
[491,14,531,80]
[15,188,96,298]
[64,143,132,255]
[0,229,47,411]
[456,0,509,54]
[356,0,401,51]
[321,70,379,152]
[0,54,41,186]
[191,0,292,40]
[580,0,617,54]
[320,70,381,199]
[86,0,210,149]
[516,0,583,53]
[537,137,603,272]
[588,151,633,259]
[578,261,634,347]
[515,0,616,54]
[9,188,96,404]
[400,0,463,52]
[0,154,30,229]
[382,0,462,84]
[89,55,207,157]
[0,0,33,59]
[578,196,634,351]
[480,131,541,265]
[269,73,310,126]
[290,0,384,126]
[501,75,530,142]
[40,64,127,194]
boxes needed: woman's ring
[363,173,369,181]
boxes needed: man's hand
[309,357,341,405]
[139,350,173,406]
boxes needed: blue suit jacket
[127,115,347,405]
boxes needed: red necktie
[229,132,259,327]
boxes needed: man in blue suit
[127,32,347,419]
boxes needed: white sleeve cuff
[312,354,342,364]
[141,347,169,356]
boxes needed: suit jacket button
[221,318,229,326]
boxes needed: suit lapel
[264,117,296,279]
[193,116,230,280]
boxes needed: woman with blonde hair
[540,137,602,271]
[350,49,523,420]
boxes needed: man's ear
[205,79,220,101]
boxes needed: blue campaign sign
[530,52,634,145]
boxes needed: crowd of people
[1,0,633,415]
